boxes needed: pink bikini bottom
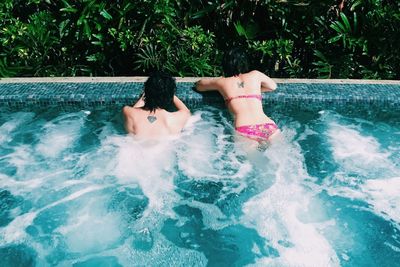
[235,122,279,141]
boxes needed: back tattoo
[147,115,157,123]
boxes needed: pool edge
[1,77,400,85]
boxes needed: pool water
[0,105,399,266]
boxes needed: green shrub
[0,0,398,79]
[135,26,218,76]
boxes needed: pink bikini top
[224,94,262,104]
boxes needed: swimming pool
[1,80,400,266]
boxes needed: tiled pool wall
[0,78,399,112]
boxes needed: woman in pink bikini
[196,48,279,142]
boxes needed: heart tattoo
[147,115,157,123]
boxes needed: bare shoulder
[122,106,135,133]
[122,106,142,118]
[122,106,133,116]
[215,76,227,83]
[248,70,263,78]
[168,109,190,132]
[251,70,277,91]
[215,76,230,88]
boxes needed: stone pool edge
[1,77,400,85]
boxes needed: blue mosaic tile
[0,81,399,112]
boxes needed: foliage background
[0,0,399,79]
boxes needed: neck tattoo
[237,81,244,88]
[147,115,157,123]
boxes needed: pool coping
[1,77,400,84]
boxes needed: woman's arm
[173,95,190,114]
[133,93,145,108]
[171,95,191,131]
[122,106,134,133]
[195,77,223,92]
[256,71,277,92]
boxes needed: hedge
[1,0,399,79]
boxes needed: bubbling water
[320,111,400,226]
[0,107,399,266]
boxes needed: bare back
[211,70,276,127]
[123,97,190,139]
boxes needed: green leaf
[234,22,246,37]
[100,9,112,20]
[92,33,103,40]
[340,13,352,33]
[0,57,17,77]
[328,35,342,43]
[330,22,342,34]
[83,19,91,39]
[331,21,346,33]
[353,12,358,32]
[60,0,76,13]
[86,54,98,62]
[59,19,70,38]
[191,7,214,19]
[350,0,362,11]
[91,41,102,46]
[60,7,77,13]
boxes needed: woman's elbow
[270,81,277,91]
[183,108,191,116]
[195,80,206,92]
[264,80,277,91]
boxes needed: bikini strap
[225,94,262,104]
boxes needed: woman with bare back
[196,48,279,143]
[123,71,190,139]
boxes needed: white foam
[46,185,106,209]
[0,212,37,245]
[324,117,400,225]
[0,173,44,193]
[181,112,203,136]
[35,111,88,158]
[0,109,207,265]
[58,197,123,254]
[242,130,340,267]
[322,110,400,181]
[0,112,35,144]
[177,110,252,181]
[324,176,400,228]
[360,177,400,223]
[327,122,395,174]
[115,225,208,267]
[89,130,179,215]
[4,145,35,178]
[296,124,319,142]
[183,200,231,230]
[178,128,223,178]
[6,108,387,265]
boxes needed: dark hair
[143,71,176,112]
[222,48,250,77]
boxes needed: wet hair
[222,48,250,77]
[142,71,175,112]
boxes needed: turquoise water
[0,105,399,266]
